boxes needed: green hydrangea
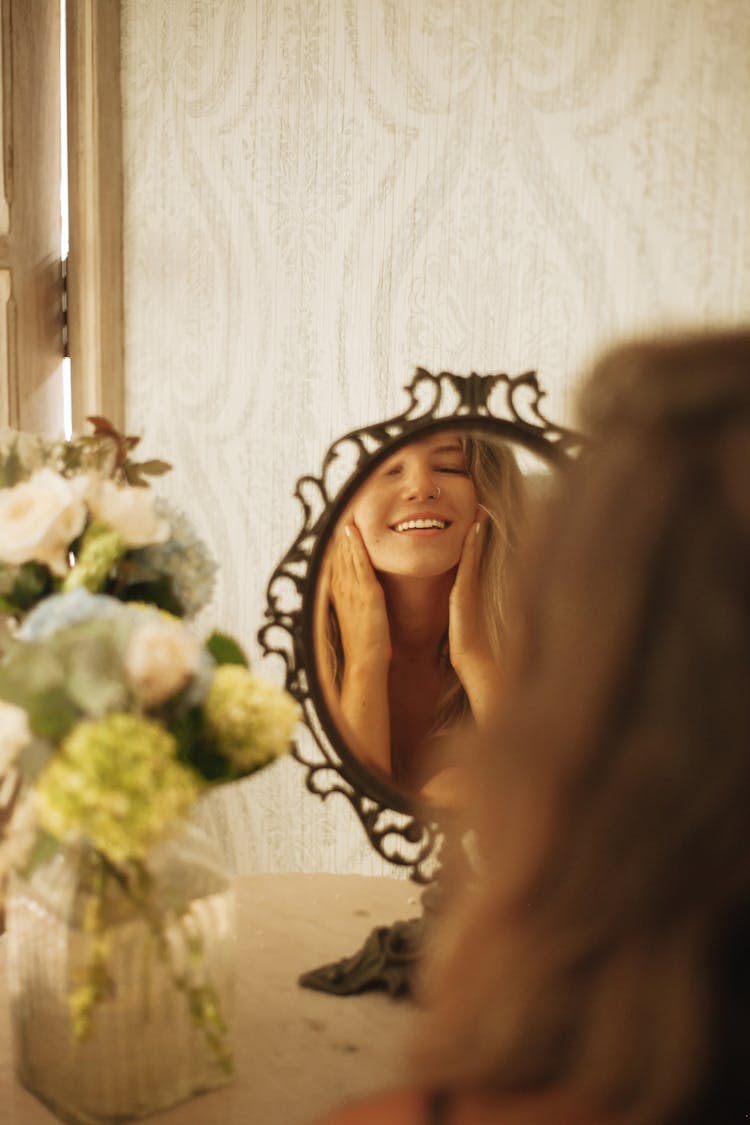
[35,713,200,864]
[204,666,299,773]
[63,520,125,594]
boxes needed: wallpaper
[120,0,750,875]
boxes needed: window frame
[66,0,124,433]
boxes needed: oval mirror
[314,427,559,807]
[259,368,582,881]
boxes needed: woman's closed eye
[435,464,468,475]
[379,457,468,477]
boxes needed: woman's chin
[375,557,461,580]
[366,532,465,579]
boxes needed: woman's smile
[390,511,452,534]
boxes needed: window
[0,0,123,437]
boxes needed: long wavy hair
[317,433,527,781]
[413,331,750,1124]
[429,434,527,737]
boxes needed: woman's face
[350,432,478,577]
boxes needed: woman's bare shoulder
[313,1087,431,1125]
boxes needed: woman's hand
[449,513,490,672]
[328,521,392,673]
[324,521,393,774]
[448,513,501,726]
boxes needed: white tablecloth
[0,873,422,1125]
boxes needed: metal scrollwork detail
[258,367,581,880]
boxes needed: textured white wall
[120,0,750,874]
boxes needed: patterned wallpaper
[120,0,750,875]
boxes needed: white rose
[125,621,202,708]
[0,701,32,774]
[0,468,87,576]
[89,479,170,548]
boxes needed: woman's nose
[404,463,439,501]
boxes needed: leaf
[0,439,24,488]
[85,417,171,488]
[121,463,150,488]
[84,420,137,450]
[173,707,234,783]
[206,632,249,667]
[85,416,120,438]
[0,562,15,596]
[132,459,172,477]
[70,434,118,477]
[85,417,140,478]
[10,562,54,610]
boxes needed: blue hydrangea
[19,588,124,641]
[137,503,217,618]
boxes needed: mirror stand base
[297,877,450,999]
[298,914,423,999]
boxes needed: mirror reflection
[314,428,555,806]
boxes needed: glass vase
[5,824,235,1124]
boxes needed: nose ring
[432,484,441,500]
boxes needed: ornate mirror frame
[258,368,583,882]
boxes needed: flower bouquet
[0,417,216,623]
[0,591,299,1123]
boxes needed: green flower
[63,520,125,594]
[204,666,299,773]
[35,713,200,864]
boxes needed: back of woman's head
[415,330,750,1125]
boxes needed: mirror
[259,368,582,881]
[314,429,557,806]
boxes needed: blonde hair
[413,331,750,1125]
[430,434,526,738]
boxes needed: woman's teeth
[392,518,447,532]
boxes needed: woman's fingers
[455,514,485,592]
[343,521,376,585]
[330,521,380,609]
[332,521,360,576]
[450,513,488,661]
[330,522,391,669]
[327,532,349,602]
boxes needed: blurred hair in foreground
[413,330,750,1125]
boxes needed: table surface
[0,872,423,1125]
